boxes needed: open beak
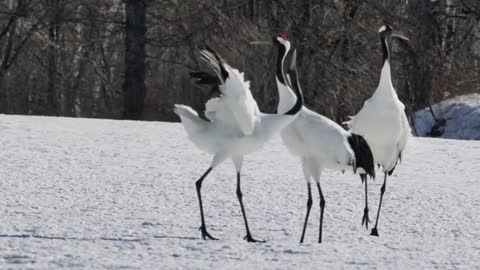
[391,31,409,41]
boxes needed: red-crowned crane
[274,35,375,243]
[174,45,303,242]
[346,25,411,237]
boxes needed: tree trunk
[411,0,435,111]
[46,0,59,116]
[249,0,257,19]
[46,27,57,115]
[123,0,147,120]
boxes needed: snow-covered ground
[0,114,479,269]
[415,93,480,140]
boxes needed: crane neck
[376,35,395,94]
[373,32,399,99]
[284,54,304,115]
[375,60,398,99]
[276,42,290,85]
[380,35,390,65]
[275,42,297,114]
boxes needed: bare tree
[0,0,478,127]
[123,0,146,120]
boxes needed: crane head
[378,24,409,41]
[273,33,290,48]
[275,33,289,43]
[378,24,393,34]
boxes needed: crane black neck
[284,61,304,116]
[380,35,390,65]
[276,43,287,85]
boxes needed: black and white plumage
[273,35,375,243]
[346,25,411,237]
[174,46,303,242]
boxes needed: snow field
[0,114,479,269]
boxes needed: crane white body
[175,104,296,163]
[280,107,356,170]
[347,62,410,172]
[176,105,297,163]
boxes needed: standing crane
[274,34,375,243]
[346,25,411,236]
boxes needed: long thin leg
[300,183,313,243]
[195,167,218,240]
[370,172,387,236]
[361,174,370,229]
[316,182,326,243]
[236,172,265,243]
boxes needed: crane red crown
[279,33,288,40]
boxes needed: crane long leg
[361,174,371,229]
[316,182,326,243]
[236,172,265,243]
[300,183,313,243]
[371,172,387,236]
[195,167,218,240]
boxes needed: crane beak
[391,32,409,41]
[249,41,272,45]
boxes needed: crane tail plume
[173,104,207,136]
[348,133,375,179]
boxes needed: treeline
[1,0,479,129]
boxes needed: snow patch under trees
[415,93,480,140]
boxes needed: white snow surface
[415,93,480,140]
[0,114,479,269]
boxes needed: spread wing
[192,47,259,135]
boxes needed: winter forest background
[1,0,479,132]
